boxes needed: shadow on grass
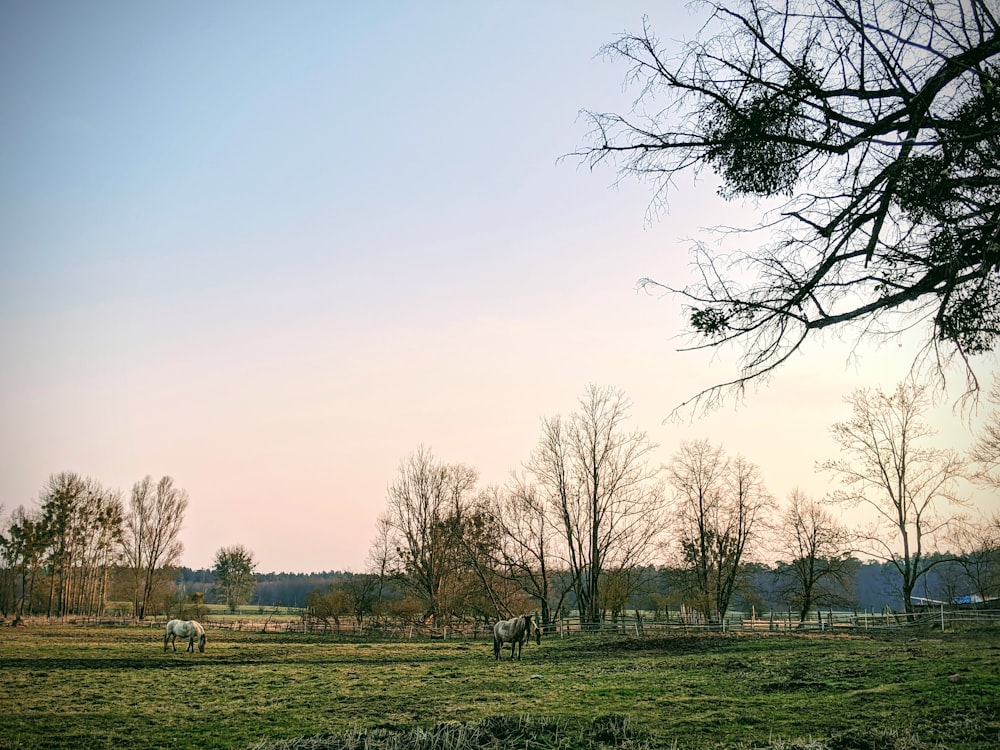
[0,656,204,670]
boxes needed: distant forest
[175,555,981,615]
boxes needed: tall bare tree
[120,475,188,620]
[773,489,855,623]
[668,440,773,622]
[485,475,568,626]
[380,446,481,622]
[530,385,664,627]
[821,382,968,615]
[575,0,1000,412]
[365,515,394,626]
[969,374,1000,488]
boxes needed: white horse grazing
[164,619,207,653]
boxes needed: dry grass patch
[0,625,996,749]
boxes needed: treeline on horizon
[174,556,991,615]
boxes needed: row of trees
[0,474,187,619]
[3,378,995,625]
[371,382,999,627]
[0,472,260,618]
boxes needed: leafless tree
[667,440,774,621]
[574,0,1000,413]
[337,573,382,629]
[530,385,665,627]
[821,381,968,615]
[380,445,481,623]
[484,475,569,626]
[773,489,855,623]
[120,475,188,620]
[948,512,1000,601]
[969,374,1000,487]
[365,515,395,626]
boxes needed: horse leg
[186,637,194,653]
[493,637,501,660]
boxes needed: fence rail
[540,608,1000,635]
[5,608,999,637]
[201,608,1000,637]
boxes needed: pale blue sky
[2,2,995,573]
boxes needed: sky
[2,1,997,574]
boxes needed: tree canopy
[212,544,258,613]
[576,0,1000,411]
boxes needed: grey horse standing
[493,614,540,661]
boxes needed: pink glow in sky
[2,2,996,573]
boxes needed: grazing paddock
[0,624,997,749]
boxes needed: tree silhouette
[576,0,1000,412]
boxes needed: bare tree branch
[575,0,1000,414]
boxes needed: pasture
[0,624,997,749]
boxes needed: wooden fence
[6,608,999,637]
[195,607,1000,637]
[540,607,1000,635]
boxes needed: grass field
[1,624,997,749]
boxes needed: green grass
[0,625,997,749]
